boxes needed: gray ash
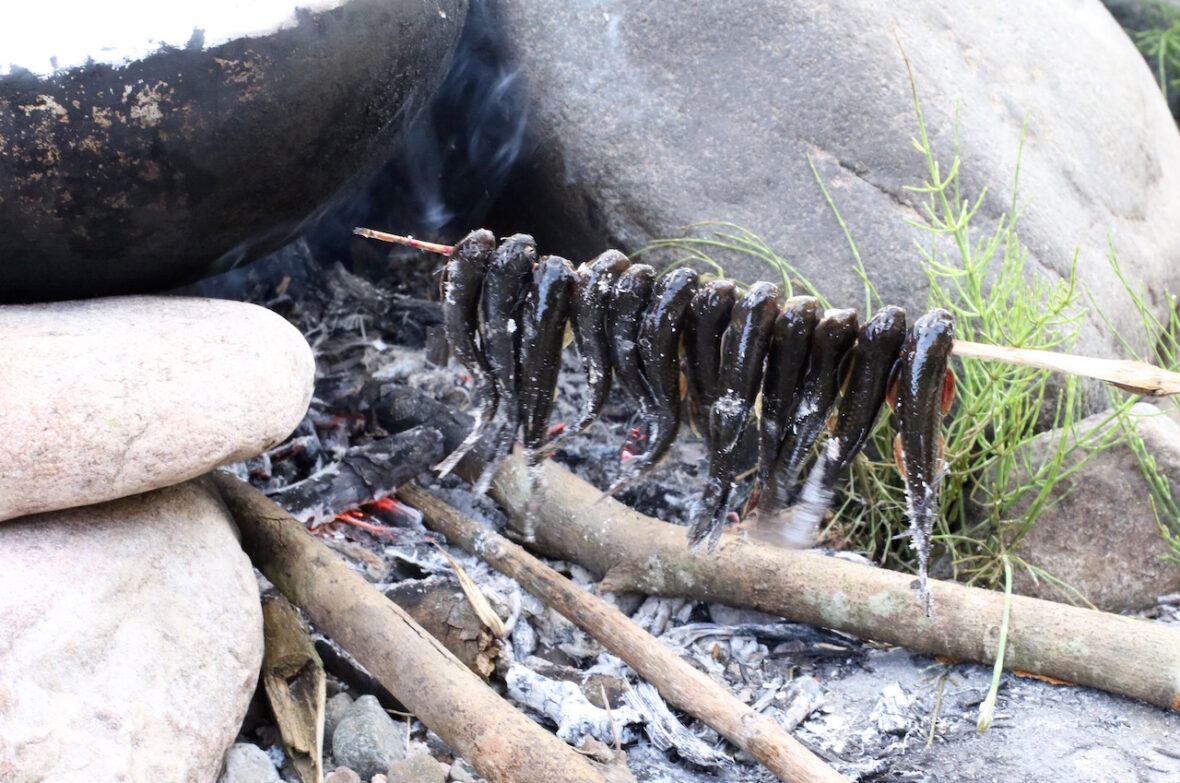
[187,241,1180,783]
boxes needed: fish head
[590,249,631,276]
[454,229,496,263]
[913,308,955,356]
[863,305,907,342]
[494,233,537,275]
[704,279,737,309]
[613,263,657,301]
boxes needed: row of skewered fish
[426,229,955,610]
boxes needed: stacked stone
[0,296,315,781]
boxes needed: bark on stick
[400,482,848,783]
[212,472,610,783]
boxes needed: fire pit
[5,1,1180,781]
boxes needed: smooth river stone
[492,0,1180,412]
[0,479,263,782]
[0,296,314,522]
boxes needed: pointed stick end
[353,227,454,256]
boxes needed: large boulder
[1009,402,1180,611]
[0,479,263,781]
[0,0,467,302]
[0,296,314,522]
[493,0,1180,376]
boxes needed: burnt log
[213,472,617,783]
[386,385,1180,712]
[268,427,443,526]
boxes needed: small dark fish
[684,280,737,446]
[518,255,578,458]
[790,306,907,544]
[605,267,699,496]
[891,308,956,616]
[757,296,820,492]
[688,281,780,549]
[567,250,631,437]
[435,229,498,477]
[761,308,859,519]
[473,233,537,494]
[606,264,658,454]
[516,255,578,539]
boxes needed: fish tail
[435,381,499,478]
[472,417,518,496]
[906,488,939,616]
[780,440,843,548]
[687,480,730,550]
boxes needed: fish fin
[893,433,906,474]
[562,321,574,350]
[941,368,956,415]
[885,361,901,412]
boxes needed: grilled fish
[516,255,578,539]
[434,229,498,477]
[606,264,658,459]
[891,308,956,616]
[760,307,859,522]
[684,280,737,446]
[473,233,537,494]
[567,250,631,438]
[789,306,907,544]
[688,281,780,549]
[605,267,699,496]
[519,255,578,458]
[758,296,820,493]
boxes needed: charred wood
[400,482,848,783]
[267,427,443,526]
[385,577,500,678]
[213,472,617,783]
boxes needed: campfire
[187,234,1180,782]
[6,3,1180,780]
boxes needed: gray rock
[324,768,362,783]
[494,0,1180,401]
[387,752,447,783]
[219,743,281,783]
[0,0,467,301]
[448,758,478,782]
[332,695,406,781]
[0,479,263,781]
[325,692,356,752]
[1009,402,1180,610]
[0,296,314,522]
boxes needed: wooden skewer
[354,226,1180,397]
[952,340,1180,397]
[353,227,453,255]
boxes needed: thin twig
[353,227,454,256]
